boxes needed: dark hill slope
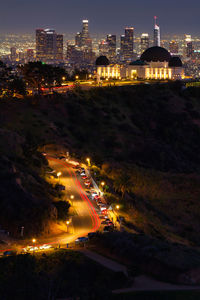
[0,83,200,241]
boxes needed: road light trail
[47,156,100,232]
[0,156,100,254]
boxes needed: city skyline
[0,0,200,35]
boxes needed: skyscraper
[75,32,82,47]
[36,29,63,63]
[80,20,92,50]
[153,16,160,47]
[184,35,193,58]
[26,49,34,62]
[141,33,149,54]
[121,27,134,61]
[10,47,17,62]
[99,40,109,56]
[106,34,116,60]
[169,40,179,55]
[56,34,63,60]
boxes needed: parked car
[94,195,101,200]
[84,180,91,186]
[75,237,89,244]
[85,190,91,195]
[101,220,107,225]
[104,218,111,222]
[103,226,113,233]
[100,206,107,211]
[59,156,66,160]
[107,221,114,227]
[99,215,106,219]
[82,175,88,180]
[39,244,52,250]
[46,169,56,174]
[87,232,97,239]
[72,165,80,169]
[80,172,86,176]
[96,200,103,204]
[55,184,65,191]
[3,250,16,256]
[91,190,98,198]
[98,202,106,207]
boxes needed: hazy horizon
[0,0,199,36]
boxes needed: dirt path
[79,248,128,276]
[80,249,200,294]
[112,275,200,294]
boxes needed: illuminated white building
[96,47,184,81]
[96,56,122,80]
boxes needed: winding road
[47,156,101,241]
[0,154,101,253]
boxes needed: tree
[0,60,13,96]
[71,68,89,80]
[8,78,27,97]
[113,173,132,199]
[53,201,70,221]
[19,62,68,94]
[19,61,45,94]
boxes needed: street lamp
[70,195,74,206]
[70,194,74,202]
[101,181,105,192]
[86,157,91,167]
[116,205,120,210]
[57,172,62,183]
[62,76,66,81]
[75,75,79,80]
[66,220,70,232]
[32,238,36,254]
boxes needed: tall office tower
[56,34,63,60]
[66,44,83,63]
[169,40,179,55]
[18,52,25,61]
[99,40,109,56]
[26,49,34,62]
[121,27,134,61]
[106,34,116,60]
[36,28,63,63]
[67,44,75,60]
[140,33,149,54]
[80,19,92,50]
[10,47,17,62]
[153,16,160,47]
[75,32,82,47]
[184,34,193,57]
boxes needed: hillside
[0,83,200,244]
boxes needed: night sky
[0,0,199,35]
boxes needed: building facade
[169,40,179,55]
[96,47,184,81]
[36,29,63,63]
[106,34,116,61]
[121,27,134,62]
[153,16,160,47]
[184,35,193,58]
[141,33,149,54]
